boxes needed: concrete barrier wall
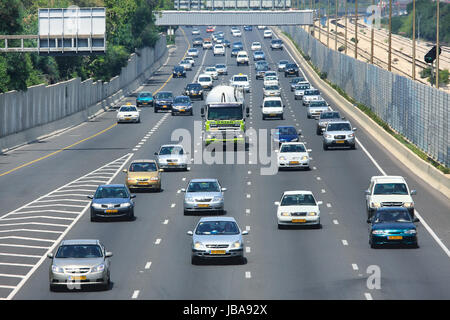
[0,36,167,152]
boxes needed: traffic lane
[269,28,450,248]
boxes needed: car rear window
[195,221,239,235]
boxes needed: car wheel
[154,107,158,113]
[190,110,193,116]
[49,284,57,292]
[323,144,328,150]
[277,224,285,230]
[262,115,266,120]
[351,145,356,150]
[280,115,284,120]
[370,241,378,249]
[90,215,98,222]
[307,114,311,119]
[128,209,134,221]
[316,129,321,135]
[191,256,199,265]
[171,112,175,116]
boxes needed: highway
[1,25,449,300]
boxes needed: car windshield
[253,42,260,46]
[205,68,216,72]
[174,66,184,71]
[277,127,297,135]
[255,51,263,55]
[305,90,320,95]
[187,84,201,90]
[199,77,211,82]
[157,92,172,99]
[174,97,190,104]
[119,106,137,112]
[138,93,152,98]
[374,210,413,223]
[187,181,220,192]
[265,85,279,90]
[94,186,129,199]
[290,77,305,83]
[216,64,226,68]
[208,106,243,120]
[327,123,352,131]
[280,144,306,153]
[196,221,239,235]
[159,146,184,155]
[272,40,282,44]
[188,49,197,52]
[310,101,327,107]
[373,183,408,195]
[321,112,340,119]
[234,76,248,82]
[129,162,157,172]
[295,84,310,90]
[55,245,103,259]
[265,72,276,77]
[279,60,289,65]
[264,100,281,107]
[265,76,277,81]
[286,64,297,68]
[281,194,316,206]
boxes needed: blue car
[368,207,420,248]
[244,25,253,31]
[273,126,301,144]
[136,91,154,107]
[253,50,265,61]
[231,48,240,57]
[172,95,193,116]
[173,65,186,78]
[232,41,243,50]
[88,184,135,221]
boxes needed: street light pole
[345,0,347,54]
[370,0,374,64]
[327,0,330,47]
[436,0,440,88]
[335,0,338,51]
[388,0,392,71]
[412,0,416,80]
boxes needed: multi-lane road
[0,25,449,300]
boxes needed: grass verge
[281,31,449,174]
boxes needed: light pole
[327,0,330,47]
[345,0,347,54]
[388,0,392,71]
[370,0,374,64]
[335,0,338,51]
[354,0,358,59]
[412,0,416,80]
[436,0,440,88]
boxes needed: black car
[284,63,299,77]
[223,39,231,48]
[289,76,306,91]
[154,91,174,113]
[231,48,240,57]
[184,83,204,100]
[173,65,186,78]
[255,64,270,80]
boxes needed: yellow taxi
[123,159,162,192]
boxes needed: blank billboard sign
[38,7,106,55]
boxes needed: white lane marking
[246,226,251,231]
[0,228,61,234]
[247,181,251,185]
[333,219,339,225]
[145,262,152,270]
[248,171,251,175]
[177,190,181,194]
[0,273,25,279]
[352,264,359,271]
[326,203,332,208]
[316,177,321,180]
[246,247,251,253]
[364,293,373,300]
[182,177,186,181]
[0,252,41,258]
[321,189,326,193]
[163,219,169,224]
[245,209,251,214]
[155,238,161,245]
[171,203,176,208]
[246,194,251,198]
[245,271,251,279]
[342,240,349,246]
[132,290,140,299]
[0,262,34,267]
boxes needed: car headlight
[150,177,159,181]
[92,203,102,209]
[405,229,417,234]
[232,241,241,249]
[301,156,309,161]
[348,133,355,138]
[324,134,332,139]
[279,156,287,161]
[370,202,381,208]
[120,203,131,208]
[307,212,317,216]
[127,178,136,182]
[372,230,385,235]
[92,263,105,272]
[194,242,205,250]
[51,265,64,273]
[185,196,195,203]
[403,202,414,208]
[281,212,290,216]
[213,196,223,202]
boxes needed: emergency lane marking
[364,293,373,300]
[132,290,140,299]
[145,262,152,269]
[342,240,348,246]
[155,238,161,245]
[352,264,359,271]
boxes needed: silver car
[182,179,226,214]
[277,60,289,71]
[323,121,357,150]
[294,82,310,100]
[155,144,189,170]
[215,63,228,75]
[263,84,281,97]
[316,111,343,135]
[187,216,248,264]
[48,239,112,291]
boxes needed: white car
[275,191,322,228]
[236,51,249,66]
[257,25,266,30]
[215,63,228,75]
[294,82,311,100]
[203,41,213,50]
[277,142,311,170]
[155,144,189,170]
[192,28,200,35]
[277,60,290,71]
[263,84,281,97]
[261,96,284,120]
[232,29,242,37]
[117,104,140,123]
[230,73,251,92]
[213,44,225,56]
[251,42,262,51]
[197,74,213,90]
[185,56,195,66]
[180,59,193,70]
[263,29,273,38]
[187,48,199,57]
[263,75,279,86]
[302,89,322,106]
[204,67,219,80]
[365,176,417,219]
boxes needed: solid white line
[333,219,339,225]
[0,216,74,221]
[0,252,41,258]
[342,240,349,246]
[0,228,62,234]
[145,262,152,270]
[155,238,161,245]
[132,290,140,299]
[245,271,251,279]
[0,262,34,267]
[0,273,25,279]
[0,243,49,249]
[0,236,55,243]
[11,210,80,215]
[0,222,69,228]
[364,293,373,300]
[23,204,85,209]
[352,264,359,271]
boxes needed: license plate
[336,140,345,143]
[289,161,299,164]
[69,276,86,281]
[192,93,197,95]
[163,105,167,108]
[142,102,148,105]
[168,162,176,165]
[270,114,276,116]
[105,209,118,213]
[137,182,148,185]
[210,250,226,255]
[388,236,403,240]
[292,219,306,223]
[180,109,185,112]
[198,204,210,208]
[125,118,131,121]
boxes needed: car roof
[371,176,406,183]
[60,239,100,246]
[131,159,156,163]
[198,216,237,223]
[282,190,314,195]
[276,125,296,130]
[160,144,183,148]
[98,184,127,188]
[198,74,212,78]
[189,178,219,183]
[280,142,305,146]
[264,96,282,101]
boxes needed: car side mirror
[353,128,357,131]
[181,188,186,192]
[187,231,193,236]
[410,190,417,195]
[221,188,227,192]
[201,108,205,116]
[47,253,54,259]
[317,201,323,205]
[342,116,346,120]
[365,190,370,195]
[242,230,249,235]
[123,169,128,173]
[130,195,136,199]
[274,201,280,206]
[154,152,158,155]
[105,252,113,258]
[246,107,250,114]
[159,169,164,172]
[413,217,420,223]
[87,195,93,199]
